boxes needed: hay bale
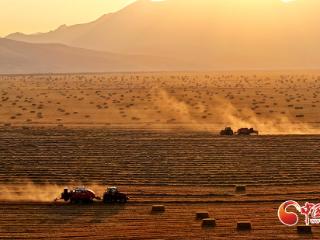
[237,221,252,231]
[202,218,216,228]
[297,225,312,234]
[196,212,210,220]
[152,205,165,212]
[235,185,246,193]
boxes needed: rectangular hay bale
[297,225,312,234]
[237,221,252,231]
[196,212,210,220]
[235,185,246,193]
[152,205,165,212]
[202,218,216,227]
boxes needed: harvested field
[0,73,319,239]
[2,202,319,240]
[1,128,320,186]
[0,127,320,239]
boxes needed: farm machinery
[220,127,234,136]
[237,128,259,135]
[58,186,100,203]
[220,127,259,136]
[55,186,128,204]
[103,186,129,203]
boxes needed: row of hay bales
[151,205,252,231]
[151,200,312,234]
[149,184,247,215]
[196,211,251,230]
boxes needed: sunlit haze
[0,0,306,37]
[0,0,135,37]
[3,0,320,71]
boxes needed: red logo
[278,200,320,226]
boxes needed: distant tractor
[220,127,234,136]
[59,187,100,203]
[103,186,128,203]
[220,127,259,136]
[236,128,259,135]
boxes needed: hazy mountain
[6,0,320,70]
[0,38,187,74]
[6,13,114,47]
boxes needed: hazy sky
[0,0,301,37]
[0,0,136,37]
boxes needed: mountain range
[3,0,320,73]
[0,38,185,74]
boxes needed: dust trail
[0,181,108,202]
[148,88,317,134]
[0,182,63,202]
[155,89,199,126]
[211,96,317,135]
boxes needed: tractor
[58,186,100,203]
[103,186,128,203]
[220,127,234,136]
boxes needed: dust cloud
[0,181,107,202]
[149,88,317,134]
[0,182,62,202]
[211,96,316,134]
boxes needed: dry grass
[0,72,319,133]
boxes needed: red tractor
[58,187,100,203]
[103,186,128,203]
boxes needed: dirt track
[1,127,320,239]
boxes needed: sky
[0,0,136,37]
[0,0,300,37]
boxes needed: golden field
[0,72,319,133]
[0,72,319,239]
